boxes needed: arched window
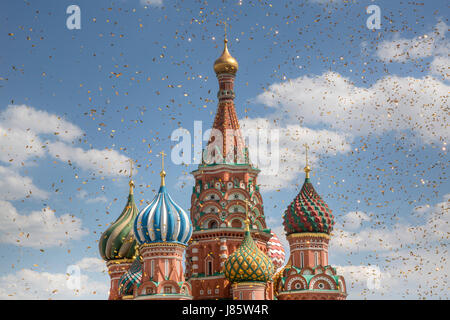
[207,260,213,276]
[314,252,319,267]
[300,252,304,268]
[208,220,218,229]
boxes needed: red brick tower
[274,146,347,300]
[185,36,273,299]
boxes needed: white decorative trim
[190,275,225,280]
[290,247,328,252]
[286,276,307,291]
[143,256,183,261]
[309,275,336,290]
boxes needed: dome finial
[303,143,311,179]
[224,20,227,42]
[213,21,238,75]
[128,159,135,194]
[159,151,167,186]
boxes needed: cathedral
[98,36,348,300]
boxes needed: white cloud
[332,195,449,299]
[377,34,436,62]
[140,0,163,7]
[339,211,372,231]
[0,124,45,165]
[0,105,83,142]
[0,104,132,177]
[256,72,449,144]
[75,257,107,273]
[376,21,448,63]
[376,20,449,81]
[430,55,450,80]
[0,200,88,248]
[175,173,195,191]
[0,268,108,299]
[0,165,48,200]
[335,265,393,299]
[47,141,131,177]
[241,117,351,190]
[335,243,449,300]
[331,193,449,253]
[76,189,108,204]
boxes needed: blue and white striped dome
[134,184,192,245]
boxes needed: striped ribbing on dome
[283,177,335,235]
[99,192,138,261]
[134,185,192,245]
[267,232,286,271]
[118,259,142,296]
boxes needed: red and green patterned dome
[283,171,335,235]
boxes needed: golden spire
[213,22,239,75]
[128,159,135,194]
[159,151,167,186]
[303,143,311,179]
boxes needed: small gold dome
[224,228,274,283]
[214,39,238,75]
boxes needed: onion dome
[99,178,138,261]
[283,159,335,235]
[224,219,274,283]
[134,152,193,245]
[267,232,286,271]
[118,257,143,296]
[214,38,238,75]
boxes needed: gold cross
[224,21,228,40]
[128,159,135,194]
[303,143,309,167]
[159,151,166,171]
[159,151,167,186]
[128,159,133,179]
[303,143,311,178]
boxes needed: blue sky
[0,0,448,299]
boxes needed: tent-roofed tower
[186,31,275,300]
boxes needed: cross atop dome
[159,150,167,186]
[128,159,135,194]
[303,143,311,179]
[213,22,239,75]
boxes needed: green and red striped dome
[99,181,138,261]
[283,177,335,235]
